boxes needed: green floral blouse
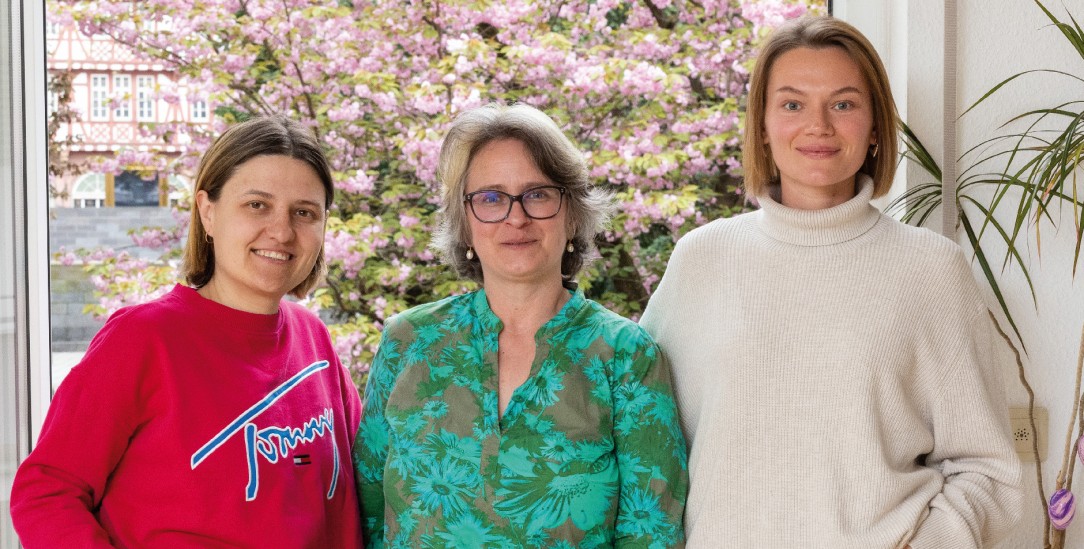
[353,289,688,549]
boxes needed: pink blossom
[60,0,813,376]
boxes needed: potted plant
[887,2,1083,546]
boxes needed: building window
[113,74,131,120]
[74,198,104,208]
[90,74,108,120]
[136,75,155,120]
[190,99,208,122]
[72,173,106,208]
[114,170,160,206]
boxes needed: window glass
[90,73,108,120]
[0,47,21,549]
[114,170,159,207]
[190,99,207,121]
[136,75,154,120]
[72,173,106,208]
[112,74,130,120]
[2,0,46,544]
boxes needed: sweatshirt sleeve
[10,313,150,548]
[908,293,1024,547]
[336,351,363,448]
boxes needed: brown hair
[431,103,613,290]
[743,15,899,198]
[182,115,334,298]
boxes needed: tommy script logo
[190,361,341,501]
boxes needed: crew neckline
[172,284,284,334]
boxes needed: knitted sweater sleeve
[639,230,702,447]
[907,255,1024,548]
[9,311,148,548]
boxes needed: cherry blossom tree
[55,0,821,384]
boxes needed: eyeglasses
[463,185,566,223]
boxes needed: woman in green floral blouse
[353,103,688,548]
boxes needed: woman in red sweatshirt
[11,115,364,548]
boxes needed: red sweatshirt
[11,285,364,548]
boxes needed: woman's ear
[195,190,215,237]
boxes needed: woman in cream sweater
[640,15,1022,549]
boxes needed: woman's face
[464,138,569,290]
[763,46,876,209]
[196,154,327,314]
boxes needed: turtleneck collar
[754,174,881,247]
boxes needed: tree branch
[642,0,677,29]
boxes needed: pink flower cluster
[59,0,820,376]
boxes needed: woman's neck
[484,281,570,335]
[197,278,279,315]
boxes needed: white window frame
[90,73,108,121]
[2,0,53,544]
[72,173,106,208]
[112,74,131,120]
[190,99,208,122]
[136,75,155,121]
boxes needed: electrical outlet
[1009,406,1047,463]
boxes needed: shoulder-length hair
[182,115,334,298]
[743,15,899,198]
[431,103,613,290]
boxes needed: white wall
[954,2,1083,546]
[843,0,1084,546]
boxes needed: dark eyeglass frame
[463,185,566,223]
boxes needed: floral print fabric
[353,289,688,548]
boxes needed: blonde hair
[743,15,899,198]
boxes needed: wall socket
[1009,406,1047,463]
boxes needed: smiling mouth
[254,249,292,261]
[797,147,840,157]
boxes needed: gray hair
[431,103,613,290]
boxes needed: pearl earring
[465,247,474,260]
[566,241,575,253]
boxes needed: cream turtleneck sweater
[640,176,1022,548]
